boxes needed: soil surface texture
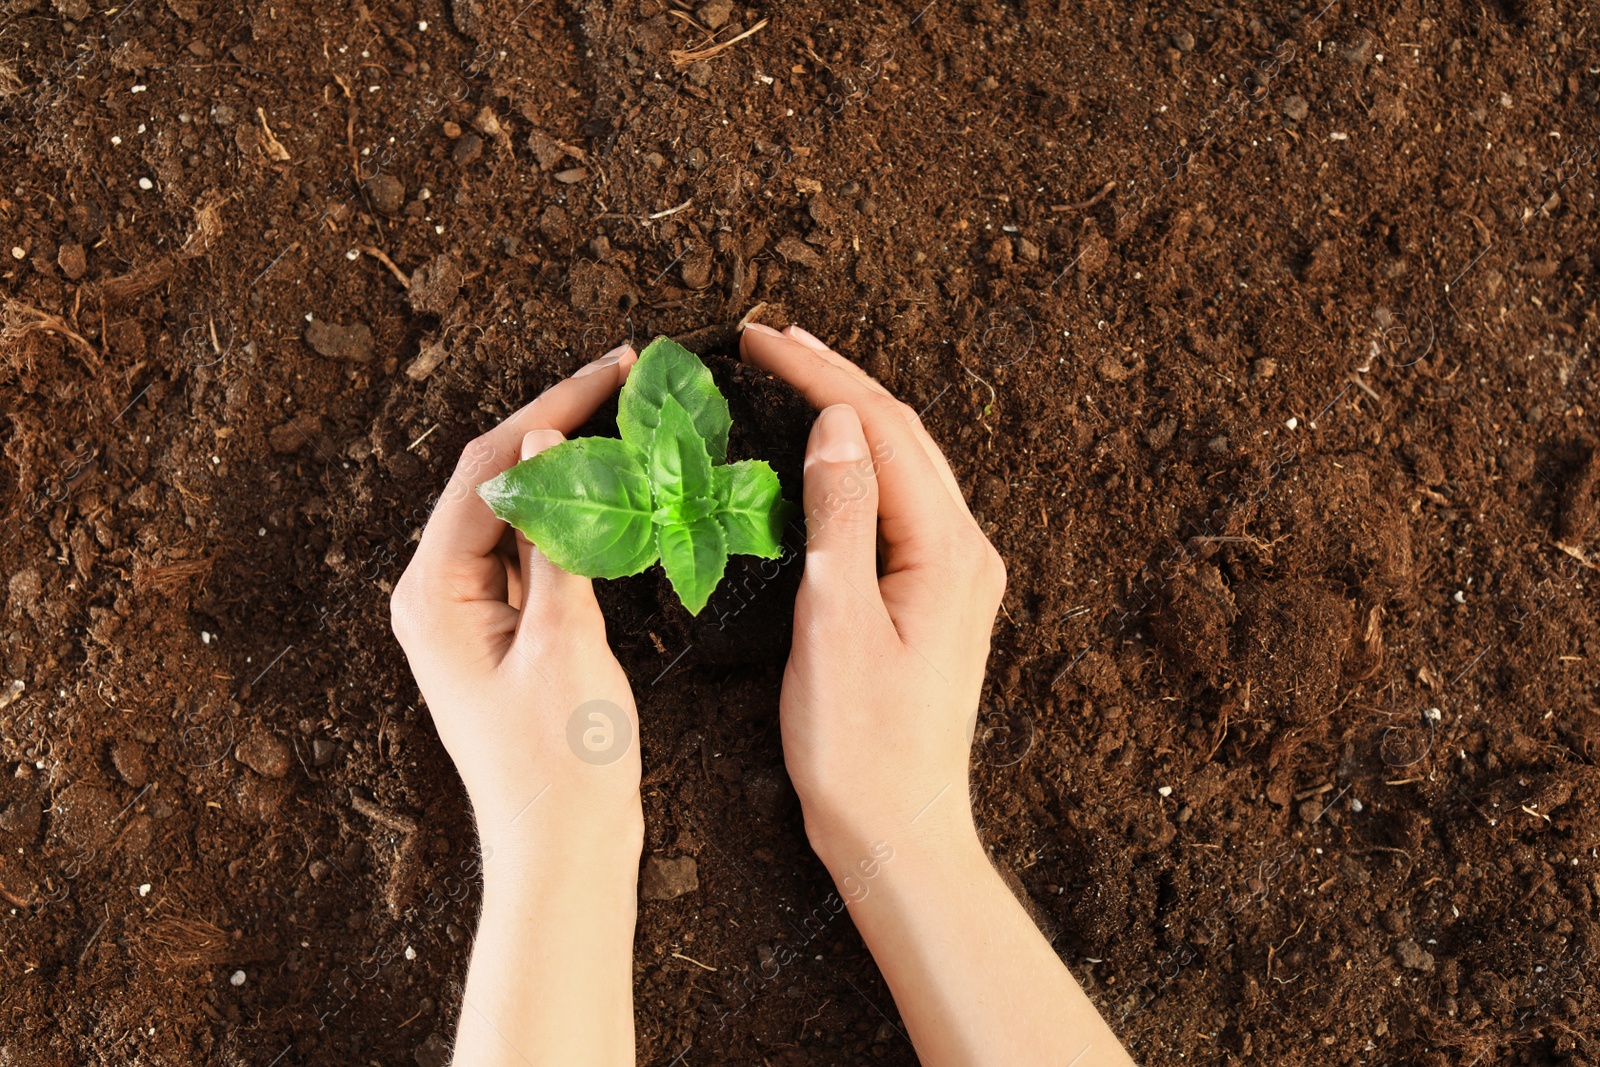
[3,1,1600,1065]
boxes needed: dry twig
[668,18,768,67]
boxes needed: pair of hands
[389,325,1137,1067]
[389,322,1004,872]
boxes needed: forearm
[814,807,1135,1067]
[453,812,644,1067]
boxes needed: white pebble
[1285,417,1299,430]
[9,247,24,260]
[1329,131,1348,141]
[434,224,445,235]
[137,123,146,133]
[111,135,122,145]
[131,84,147,93]
[404,946,416,960]
[258,527,267,537]
[1157,785,1173,798]
[230,970,246,986]
[138,177,154,190]
[201,631,212,644]
[138,883,152,896]
[346,248,360,260]
[1350,798,1364,813]
[1452,590,1466,604]
[1425,707,1443,722]
[418,20,429,30]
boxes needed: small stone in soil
[304,318,374,362]
[1395,939,1435,973]
[312,738,338,766]
[110,737,150,787]
[408,253,463,316]
[230,970,247,986]
[697,0,733,29]
[1171,30,1196,52]
[1283,95,1310,122]
[366,173,405,215]
[235,728,292,779]
[641,856,698,901]
[451,134,484,166]
[57,242,87,280]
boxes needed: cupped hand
[739,323,1007,864]
[390,345,644,864]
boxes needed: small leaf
[649,394,714,507]
[657,518,728,615]
[618,336,732,462]
[476,438,658,579]
[712,461,790,559]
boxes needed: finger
[741,324,961,570]
[511,429,605,646]
[799,405,887,618]
[415,345,637,594]
[780,324,974,524]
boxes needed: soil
[2,2,1599,1065]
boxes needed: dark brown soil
[3,2,1600,1065]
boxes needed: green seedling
[478,336,794,615]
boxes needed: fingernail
[808,404,868,466]
[521,428,564,460]
[786,325,830,352]
[742,321,782,338]
[574,344,631,377]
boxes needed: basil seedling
[478,336,795,615]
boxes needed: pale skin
[389,328,1136,1066]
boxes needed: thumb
[513,428,604,639]
[800,404,884,612]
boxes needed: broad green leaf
[618,336,732,462]
[651,495,717,526]
[656,518,727,616]
[712,461,790,559]
[649,394,714,507]
[476,438,658,579]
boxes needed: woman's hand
[390,344,644,1067]
[389,344,644,861]
[739,322,1007,862]
[741,323,1135,1067]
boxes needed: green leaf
[618,336,732,462]
[648,394,714,507]
[712,461,790,559]
[657,518,728,616]
[476,438,659,579]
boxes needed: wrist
[804,790,982,882]
[478,791,644,887]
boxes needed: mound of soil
[2,2,1599,1065]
